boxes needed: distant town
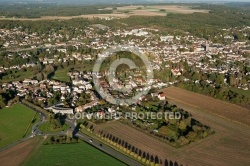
[1,25,250,111]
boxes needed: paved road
[76,133,143,166]
[0,106,143,166]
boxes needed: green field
[38,121,69,132]
[0,70,33,83]
[24,143,127,166]
[51,62,95,83]
[230,87,250,98]
[52,68,71,83]
[0,103,39,148]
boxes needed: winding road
[0,104,143,166]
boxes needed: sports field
[0,103,39,148]
[24,142,126,166]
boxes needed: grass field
[38,121,69,132]
[0,103,39,148]
[25,113,41,134]
[24,142,126,166]
[51,68,71,83]
[0,70,33,83]
[51,62,94,83]
[230,87,250,98]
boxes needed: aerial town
[0,2,250,166]
[1,25,250,110]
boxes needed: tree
[36,62,43,71]
[209,73,217,82]
[179,120,187,131]
[229,75,237,87]
[215,74,224,85]
[192,72,201,81]
[36,73,44,81]
[45,64,55,74]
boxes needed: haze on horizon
[0,0,250,5]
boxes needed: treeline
[22,99,49,117]
[173,61,250,105]
[0,4,249,43]
[45,114,67,131]
[0,19,91,35]
[115,5,250,43]
[0,4,112,18]
[178,82,250,105]
[0,89,17,108]
[80,121,183,166]
[44,135,79,145]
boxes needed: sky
[0,0,250,4]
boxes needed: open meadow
[51,67,71,83]
[0,103,39,148]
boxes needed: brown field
[96,87,250,166]
[161,87,250,127]
[0,5,209,21]
[97,121,182,164]
[0,137,42,166]
[115,5,209,14]
[146,5,209,14]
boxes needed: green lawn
[51,62,95,83]
[24,143,127,166]
[38,121,69,132]
[0,103,39,148]
[52,68,71,83]
[230,87,250,98]
[0,70,34,83]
